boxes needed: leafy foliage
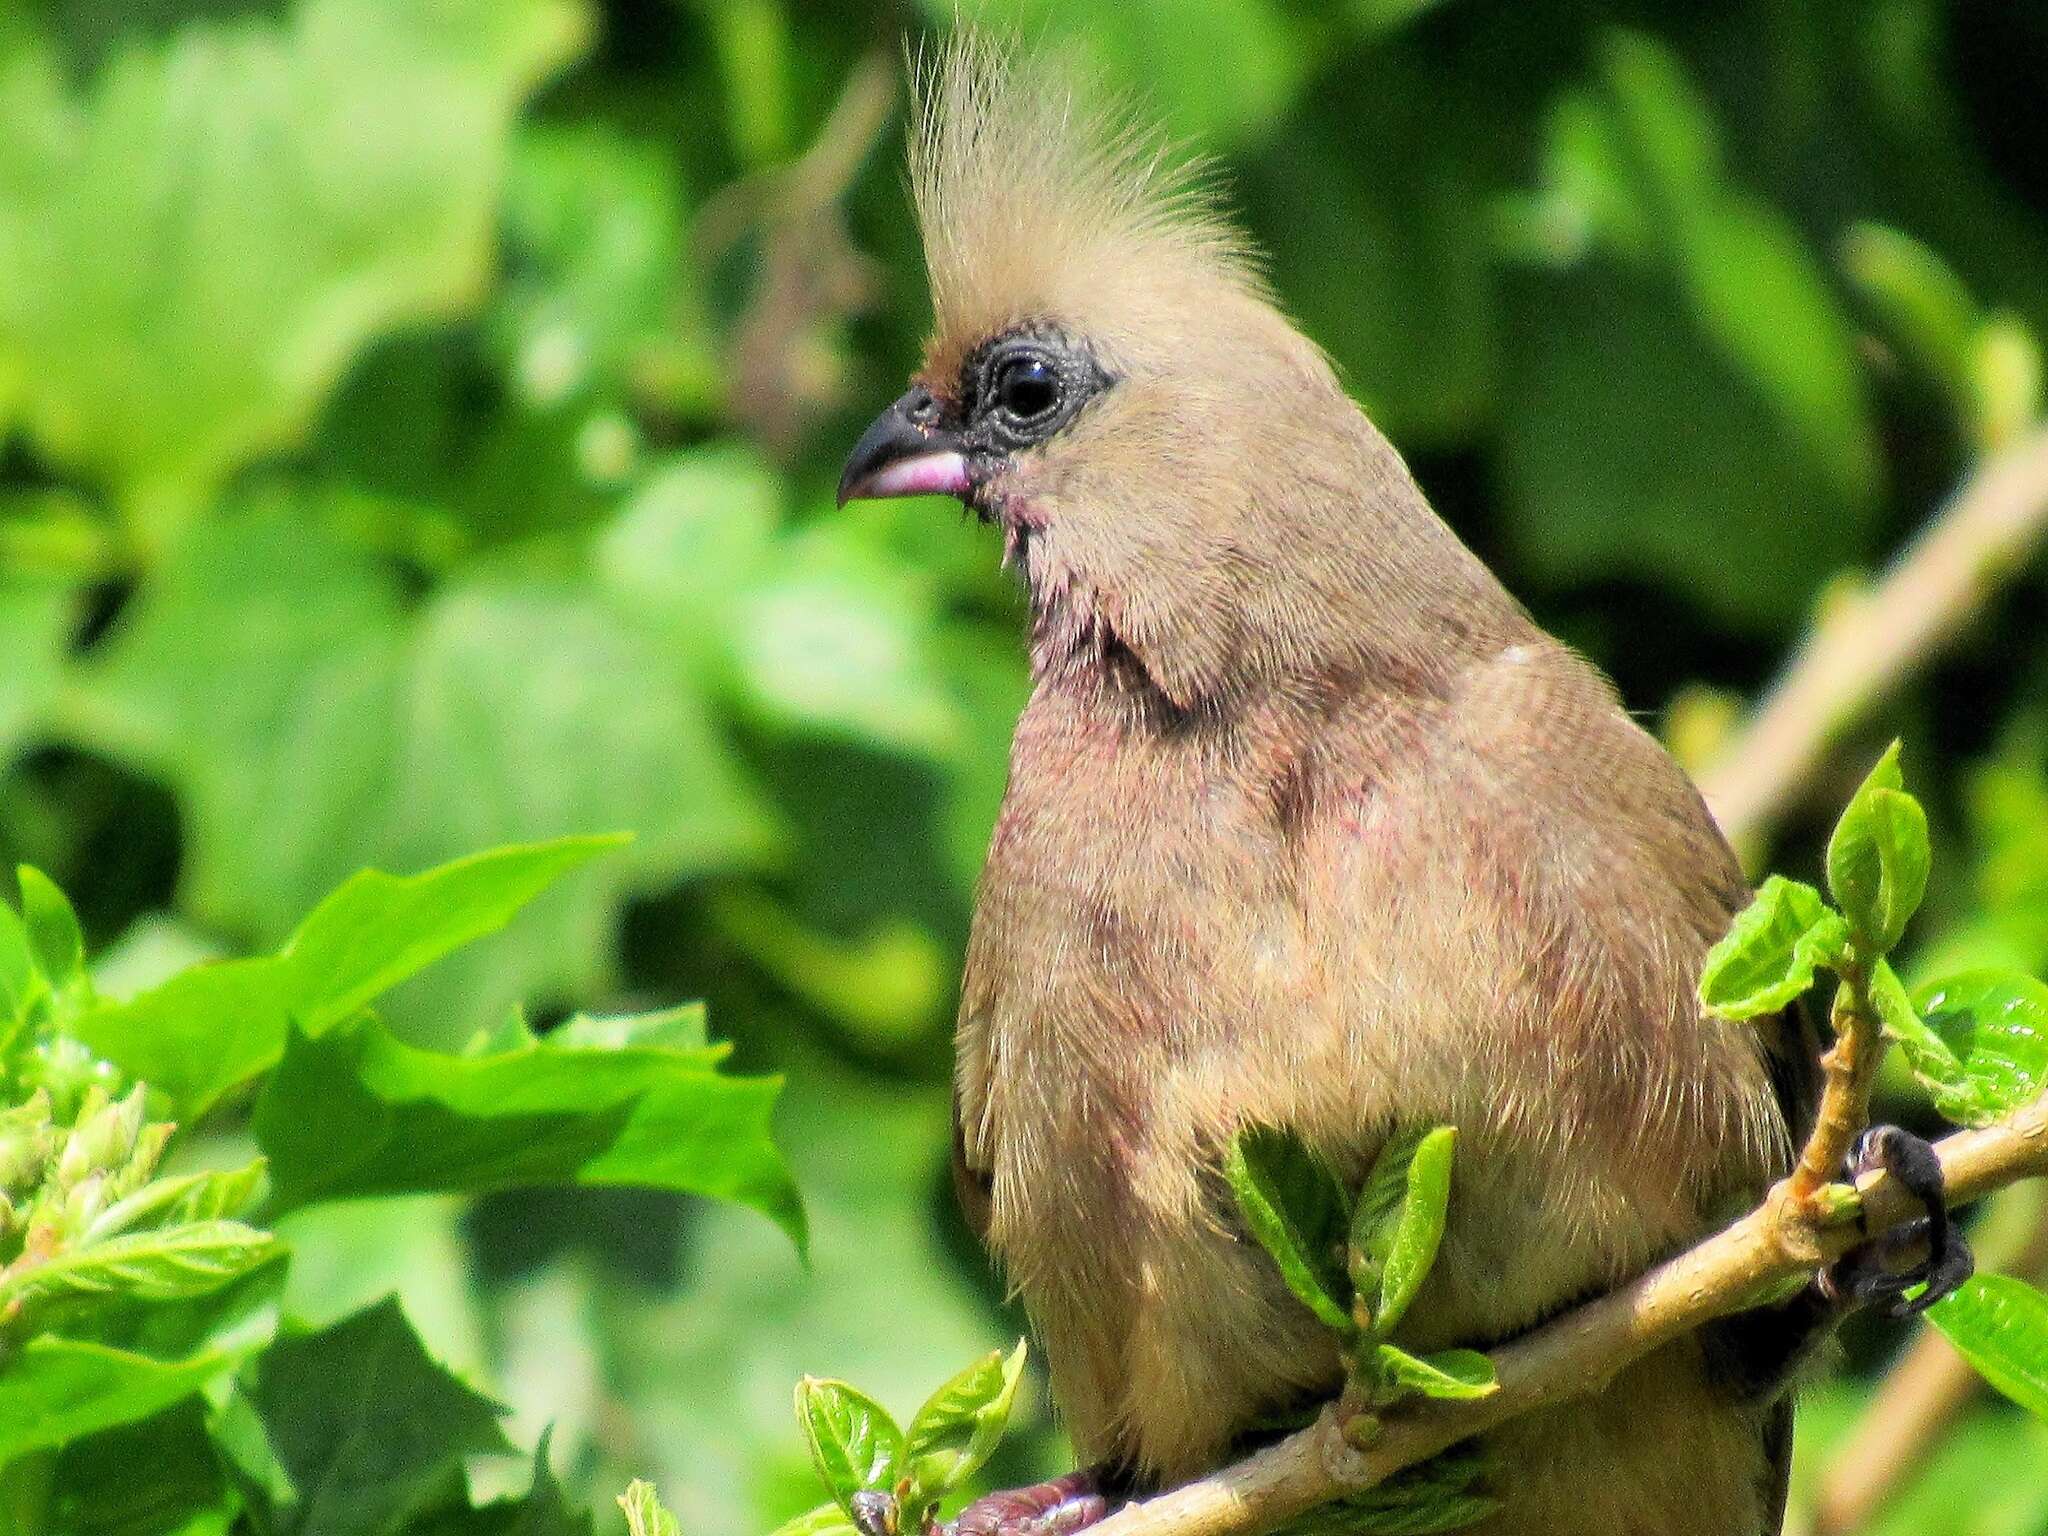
[0,848,797,1532]
[782,1345,1029,1536]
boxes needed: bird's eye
[992,355,1060,421]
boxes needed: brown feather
[912,36,1802,1535]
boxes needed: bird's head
[840,36,1511,716]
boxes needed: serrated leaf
[795,1377,904,1511]
[238,1298,513,1536]
[1928,1275,2048,1421]
[1359,1127,1457,1337]
[17,864,85,1001]
[550,1003,708,1052]
[903,1340,1028,1495]
[1907,971,2048,1128]
[71,837,621,1116]
[1826,743,1929,953]
[251,1008,802,1246]
[1374,1344,1499,1402]
[619,1481,684,1536]
[1227,1127,1353,1333]
[407,1434,594,1535]
[1698,876,1848,1019]
[0,1335,233,1463]
[0,1221,280,1311]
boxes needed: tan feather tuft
[908,32,1267,381]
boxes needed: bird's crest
[908,33,1267,382]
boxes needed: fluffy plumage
[896,36,1806,1536]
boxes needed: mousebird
[837,36,1962,1536]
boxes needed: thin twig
[1083,1095,2048,1536]
[1789,963,1886,1208]
[1698,426,2048,851]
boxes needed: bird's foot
[1820,1125,1974,1318]
[935,1471,1111,1536]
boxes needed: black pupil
[996,357,1058,419]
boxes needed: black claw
[943,1473,1110,1536]
[1821,1125,1974,1318]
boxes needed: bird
[837,35,1958,1536]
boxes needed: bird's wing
[952,1099,994,1243]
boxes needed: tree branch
[1084,1094,2048,1536]
[1697,426,2048,852]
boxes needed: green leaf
[251,1009,803,1245]
[0,1334,233,1462]
[728,522,965,758]
[0,0,588,510]
[71,836,621,1116]
[795,1377,904,1511]
[1357,1127,1458,1337]
[406,1440,593,1535]
[0,896,33,1028]
[1867,959,1963,1086]
[17,864,86,1000]
[1840,223,1984,441]
[68,505,781,1048]
[903,1339,1028,1495]
[47,1398,240,1536]
[763,1505,856,1536]
[1906,971,2048,1128]
[490,126,716,419]
[1503,32,1883,631]
[619,1481,684,1536]
[1373,1344,1499,1402]
[1595,32,1880,509]
[1698,876,1849,1019]
[1826,743,1930,953]
[237,1298,514,1536]
[1236,71,1498,446]
[0,1220,280,1311]
[1928,1275,2048,1421]
[1227,1127,1353,1333]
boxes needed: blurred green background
[2,0,2047,1531]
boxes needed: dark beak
[837,387,972,507]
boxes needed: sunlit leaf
[1699,876,1848,1019]
[1373,1345,1498,1403]
[795,1377,904,1512]
[1356,1127,1457,1337]
[1908,971,2048,1128]
[0,0,588,511]
[1928,1275,2048,1422]
[252,1007,802,1244]
[72,837,622,1116]
[620,1480,685,1536]
[1827,742,1929,953]
[903,1339,1028,1495]
[1227,1127,1353,1333]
